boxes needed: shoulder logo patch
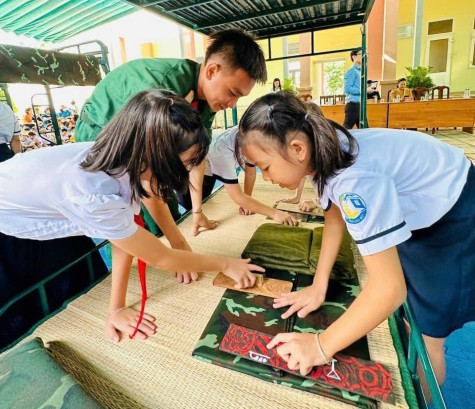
[339,193,367,224]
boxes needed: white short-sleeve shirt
[0,142,140,240]
[0,102,20,145]
[205,126,243,184]
[318,128,470,256]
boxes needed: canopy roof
[123,0,375,38]
[0,1,375,44]
[0,0,136,43]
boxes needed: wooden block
[213,272,293,298]
[276,202,323,216]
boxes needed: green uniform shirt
[76,58,215,142]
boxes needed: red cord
[129,214,148,339]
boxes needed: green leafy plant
[404,66,435,89]
[324,61,345,95]
[282,77,298,94]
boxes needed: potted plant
[405,66,435,100]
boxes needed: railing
[394,302,447,409]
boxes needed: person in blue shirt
[343,49,363,129]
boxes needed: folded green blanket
[310,228,357,280]
[242,224,356,279]
[241,224,313,274]
[0,338,103,408]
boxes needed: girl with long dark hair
[0,90,263,343]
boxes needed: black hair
[397,78,406,85]
[272,78,282,91]
[237,91,358,196]
[81,90,210,203]
[350,48,362,62]
[205,28,267,84]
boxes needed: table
[320,102,388,128]
[320,99,475,134]
[388,98,475,134]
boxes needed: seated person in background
[366,80,381,100]
[176,125,297,235]
[299,94,313,103]
[389,78,412,102]
[41,107,52,127]
[23,107,34,125]
[57,105,71,118]
[60,127,71,143]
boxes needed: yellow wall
[397,0,475,92]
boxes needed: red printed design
[220,324,395,404]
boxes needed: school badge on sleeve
[339,193,367,224]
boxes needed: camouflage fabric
[309,228,357,280]
[193,270,377,408]
[0,338,103,408]
[242,223,356,279]
[0,44,102,86]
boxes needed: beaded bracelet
[315,333,331,365]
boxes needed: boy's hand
[105,307,156,343]
[239,206,255,216]
[192,211,218,236]
[223,258,265,289]
[298,200,317,212]
[273,284,326,319]
[267,332,327,375]
[272,210,298,226]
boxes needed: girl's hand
[192,211,218,237]
[172,241,199,284]
[105,307,156,343]
[273,283,326,319]
[276,196,300,204]
[223,258,265,289]
[267,332,328,375]
[272,210,298,226]
[239,206,255,216]
[298,200,317,212]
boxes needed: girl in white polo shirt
[236,91,474,388]
[0,90,263,343]
[176,125,298,231]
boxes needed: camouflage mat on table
[193,270,376,408]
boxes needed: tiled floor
[426,129,475,408]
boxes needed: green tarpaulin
[0,44,102,85]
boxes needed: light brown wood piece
[213,272,293,298]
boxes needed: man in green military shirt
[76,28,267,284]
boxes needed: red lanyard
[130,214,148,339]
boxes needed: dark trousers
[176,175,217,211]
[0,143,14,163]
[0,233,108,348]
[343,102,360,129]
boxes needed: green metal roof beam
[123,0,199,29]
[363,0,377,23]
[194,0,343,31]
[256,17,363,39]
[250,8,365,34]
[165,0,219,13]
